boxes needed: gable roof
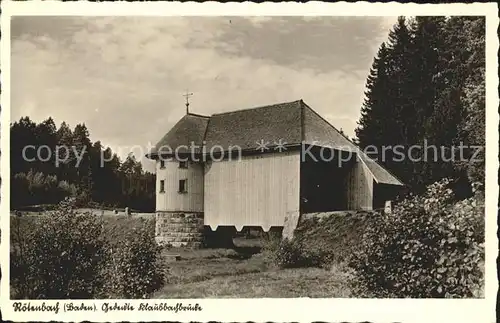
[301,101,404,186]
[204,101,302,151]
[147,99,403,186]
[148,113,209,155]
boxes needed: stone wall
[155,212,204,248]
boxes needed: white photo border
[0,1,498,322]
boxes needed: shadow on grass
[230,246,262,259]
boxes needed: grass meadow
[10,211,358,299]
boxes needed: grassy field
[155,237,358,298]
[10,212,358,298]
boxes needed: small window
[179,160,188,169]
[159,180,165,193]
[159,160,166,169]
[178,179,187,193]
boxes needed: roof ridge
[201,114,211,143]
[299,99,305,143]
[301,101,357,148]
[187,112,210,118]
[211,99,302,116]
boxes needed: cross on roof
[183,90,193,114]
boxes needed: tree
[35,118,58,175]
[10,117,37,175]
[72,123,93,198]
[452,17,485,185]
[10,118,155,211]
[55,121,75,182]
[355,16,485,193]
[356,17,417,186]
[355,42,391,150]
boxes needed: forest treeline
[10,118,155,211]
[355,16,485,193]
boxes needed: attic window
[178,179,187,193]
[159,180,165,193]
[179,160,188,169]
[160,160,166,169]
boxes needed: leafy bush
[272,212,377,269]
[11,199,165,299]
[330,261,373,298]
[58,180,78,200]
[274,238,324,268]
[261,228,283,254]
[11,198,107,299]
[101,219,165,298]
[11,171,78,208]
[351,178,484,298]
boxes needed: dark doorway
[300,146,355,213]
[372,182,402,209]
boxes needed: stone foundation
[155,212,204,248]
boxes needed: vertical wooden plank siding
[204,151,300,230]
[156,160,204,212]
[346,158,374,210]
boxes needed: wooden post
[384,200,392,214]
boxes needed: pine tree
[56,121,76,183]
[35,118,58,175]
[356,17,416,185]
[356,16,485,192]
[72,123,93,195]
[355,42,391,151]
[11,118,156,210]
[10,117,37,175]
[448,17,485,185]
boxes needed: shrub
[11,172,78,208]
[11,200,165,299]
[351,178,485,298]
[10,198,107,299]
[272,212,377,269]
[57,180,78,200]
[274,238,324,268]
[261,228,283,254]
[101,219,165,298]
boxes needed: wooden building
[147,100,404,245]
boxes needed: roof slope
[149,113,209,155]
[148,100,403,186]
[301,102,403,186]
[360,155,404,186]
[204,100,302,151]
[302,102,356,150]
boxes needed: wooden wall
[156,160,204,212]
[204,151,300,231]
[345,158,374,210]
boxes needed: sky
[11,16,396,170]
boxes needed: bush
[261,228,283,254]
[351,178,484,298]
[272,212,377,269]
[101,220,165,298]
[11,171,78,208]
[11,198,107,299]
[274,239,324,268]
[11,199,165,299]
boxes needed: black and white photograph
[0,2,497,322]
